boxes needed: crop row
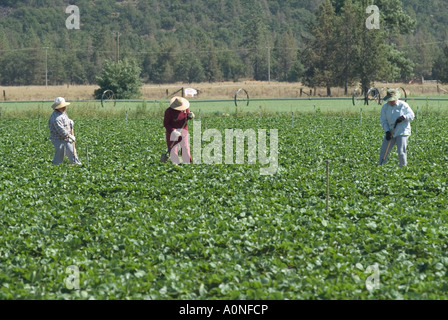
[0,115,447,299]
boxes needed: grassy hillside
[0,1,447,85]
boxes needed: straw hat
[383,89,401,102]
[52,97,71,110]
[170,96,190,111]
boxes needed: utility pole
[113,32,122,62]
[44,47,49,88]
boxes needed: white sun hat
[51,97,71,110]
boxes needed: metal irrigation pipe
[2,97,448,104]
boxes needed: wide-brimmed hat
[52,97,71,110]
[383,89,401,102]
[170,96,190,111]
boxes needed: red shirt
[164,107,189,147]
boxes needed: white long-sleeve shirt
[380,100,415,137]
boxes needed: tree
[0,51,27,85]
[201,42,222,82]
[48,50,67,85]
[174,53,205,83]
[303,0,340,96]
[334,0,362,94]
[240,2,271,80]
[356,14,389,93]
[23,39,45,85]
[64,51,88,84]
[322,0,414,94]
[376,0,416,36]
[385,45,415,82]
[274,30,298,82]
[94,59,142,99]
[0,0,442,86]
[403,30,438,79]
[286,57,305,82]
[355,0,415,90]
[150,39,180,84]
[218,49,244,81]
[433,46,448,84]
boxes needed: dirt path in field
[0,81,445,101]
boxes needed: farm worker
[48,97,81,165]
[163,96,195,164]
[379,89,415,167]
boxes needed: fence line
[1,97,448,105]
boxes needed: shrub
[94,59,143,100]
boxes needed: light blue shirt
[380,100,415,137]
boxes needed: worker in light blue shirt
[379,89,415,167]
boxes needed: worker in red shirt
[164,96,195,164]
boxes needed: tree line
[0,0,447,90]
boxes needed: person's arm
[402,103,415,122]
[164,108,175,132]
[380,105,390,132]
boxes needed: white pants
[52,140,81,165]
[379,135,409,167]
[169,131,192,164]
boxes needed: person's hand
[68,134,76,143]
[172,129,182,139]
[187,112,195,120]
[385,131,392,141]
[395,115,405,123]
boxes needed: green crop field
[0,104,448,300]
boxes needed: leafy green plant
[0,115,447,300]
[94,59,142,100]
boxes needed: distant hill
[0,0,446,85]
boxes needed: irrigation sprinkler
[352,87,366,106]
[38,114,41,131]
[101,90,116,108]
[234,88,249,107]
[366,87,381,105]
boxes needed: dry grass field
[0,81,446,101]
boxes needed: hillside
[0,0,447,86]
